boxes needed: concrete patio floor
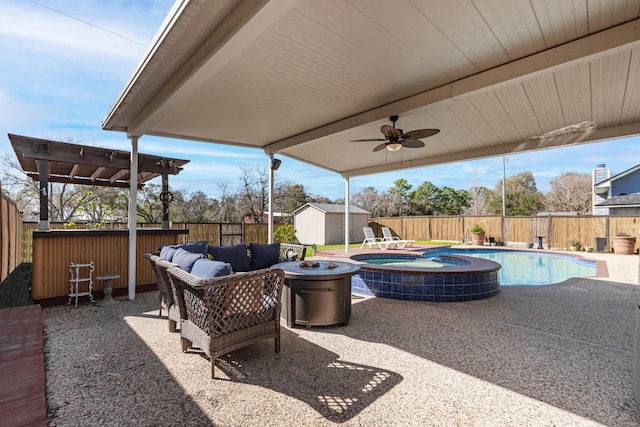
[43,252,640,426]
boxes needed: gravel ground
[42,277,640,426]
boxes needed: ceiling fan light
[386,142,402,151]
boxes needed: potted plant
[611,233,636,254]
[470,224,485,246]
[568,240,581,251]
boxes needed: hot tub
[350,253,501,302]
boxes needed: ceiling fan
[350,115,440,152]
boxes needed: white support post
[128,135,139,301]
[345,177,350,254]
[268,154,274,243]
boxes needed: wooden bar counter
[31,228,188,302]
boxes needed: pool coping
[349,253,502,275]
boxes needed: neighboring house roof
[595,164,640,187]
[293,203,369,215]
[596,193,640,207]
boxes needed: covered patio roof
[103,0,640,177]
[9,134,189,188]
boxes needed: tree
[409,181,439,215]
[489,171,543,216]
[464,186,492,215]
[389,179,412,216]
[543,172,592,214]
[352,187,385,217]
[279,183,309,215]
[238,166,269,222]
[434,186,469,215]
[136,184,164,223]
[182,190,212,222]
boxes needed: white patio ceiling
[103,0,640,178]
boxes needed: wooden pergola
[8,134,189,230]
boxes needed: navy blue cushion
[249,243,280,270]
[208,244,250,272]
[159,240,207,262]
[190,259,231,279]
[172,248,204,273]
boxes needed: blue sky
[2,0,639,201]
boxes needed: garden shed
[293,203,369,245]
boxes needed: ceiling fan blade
[349,138,386,142]
[373,143,388,152]
[402,139,425,148]
[380,124,401,138]
[402,128,440,139]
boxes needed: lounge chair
[381,227,415,248]
[361,226,397,250]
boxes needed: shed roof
[293,203,369,215]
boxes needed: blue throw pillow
[190,259,231,279]
[172,247,204,273]
[159,240,207,261]
[249,243,280,270]
[159,246,178,262]
[208,244,250,272]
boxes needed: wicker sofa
[144,242,304,377]
[167,266,285,378]
[144,243,305,332]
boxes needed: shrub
[273,223,297,243]
[470,224,484,233]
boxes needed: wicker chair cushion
[172,248,205,273]
[159,240,207,262]
[190,259,231,279]
[249,243,280,270]
[208,244,250,272]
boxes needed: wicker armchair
[279,243,306,261]
[143,253,181,332]
[167,266,285,378]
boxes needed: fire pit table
[272,260,360,328]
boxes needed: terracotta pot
[612,236,636,254]
[471,231,485,246]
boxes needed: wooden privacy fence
[0,187,22,281]
[370,214,640,252]
[20,222,284,262]
[18,215,640,265]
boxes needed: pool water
[422,248,596,286]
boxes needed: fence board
[1,189,22,281]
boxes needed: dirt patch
[0,263,35,309]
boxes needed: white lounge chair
[381,227,415,248]
[361,227,397,250]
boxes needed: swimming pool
[421,248,597,286]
